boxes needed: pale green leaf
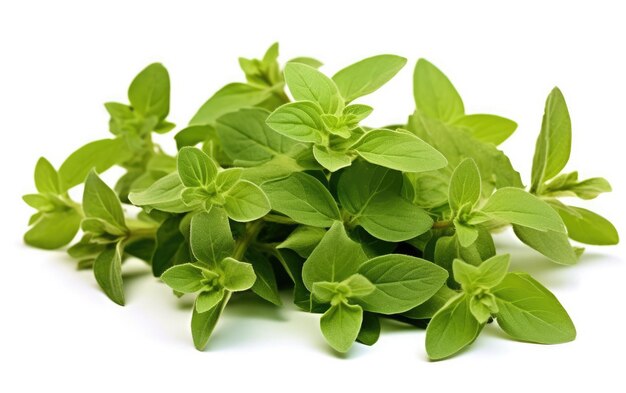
[413,59,464,123]
[332,54,407,102]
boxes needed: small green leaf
[557,206,619,245]
[493,272,576,344]
[220,257,256,292]
[223,180,270,222]
[246,250,281,305]
[190,83,273,126]
[83,171,127,232]
[352,129,447,173]
[160,263,205,293]
[266,101,325,143]
[403,285,457,319]
[320,301,363,353]
[24,209,81,250]
[34,157,62,194]
[480,187,565,233]
[513,225,578,265]
[449,158,481,212]
[284,62,343,114]
[93,242,125,306]
[262,172,341,227]
[277,226,327,258]
[128,173,187,213]
[128,63,170,120]
[59,138,132,190]
[196,289,226,313]
[215,168,243,192]
[356,254,448,314]
[356,312,381,346]
[302,222,368,289]
[530,87,571,193]
[190,209,234,266]
[452,254,510,290]
[191,293,230,350]
[152,215,189,277]
[332,54,407,102]
[312,145,353,172]
[338,161,433,242]
[425,294,482,360]
[413,59,464,123]
[454,220,479,248]
[452,114,517,146]
[343,274,376,298]
[177,147,217,188]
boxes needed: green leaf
[338,160,433,242]
[454,220,479,248]
[425,294,482,360]
[408,114,523,196]
[452,254,510,290]
[93,242,125,306]
[262,172,341,227]
[128,173,187,213]
[352,129,447,173]
[220,257,256,292]
[196,289,226,313]
[284,62,343,114]
[493,272,576,344]
[557,206,619,245]
[302,222,368,289]
[530,87,571,192]
[277,226,327,258]
[451,114,517,146]
[83,171,127,232]
[215,168,243,192]
[513,225,578,265]
[312,145,352,172]
[246,250,281,305]
[128,63,170,120]
[59,138,132,190]
[266,101,325,143]
[160,263,205,293]
[480,187,565,233]
[413,59,464,123]
[34,157,62,194]
[152,215,190,277]
[332,54,407,102]
[448,158,481,212]
[288,57,324,68]
[356,254,449,314]
[434,230,496,288]
[215,108,306,166]
[24,209,81,250]
[190,209,234,266]
[223,180,270,222]
[543,172,612,200]
[403,285,457,319]
[191,293,230,350]
[357,312,381,346]
[190,83,272,126]
[320,301,363,353]
[177,147,217,188]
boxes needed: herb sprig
[23,43,618,360]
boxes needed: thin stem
[233,220,264,260]
[432,220,453,229]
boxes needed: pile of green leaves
[23,44,619,360]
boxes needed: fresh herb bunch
[23,43,619,360]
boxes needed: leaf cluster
[23,43,618,359]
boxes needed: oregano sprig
[22,43,618,360]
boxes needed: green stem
[432,220,453,229]
[233,220,264,260]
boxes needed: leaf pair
[426,254,576,360]
[160,209,257,350]
[302,223,448,352]
[129,147,270,222]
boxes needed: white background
[1,1,624,391]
